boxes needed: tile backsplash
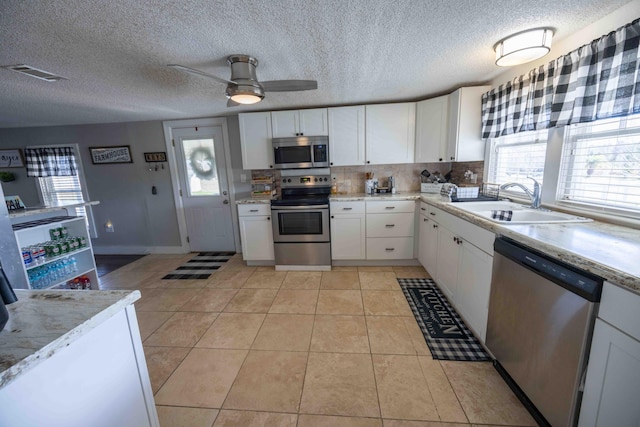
[252,161,484,195]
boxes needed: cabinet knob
[343,207,352,210]
[451,157,455,160]
[423,218,427,222]
[439,158,443,161]
[385,248,395,251]
[420,207,426,211]
[385,206,395,210]
[330,162,333,166]
[267,217,270,220]
[429,212,436,216]
[269,165,273,168]
[366,161,370,164]
[250,209,259,212]
[433,224,438,228]
[385,224,395,227]
[331,215,334,219]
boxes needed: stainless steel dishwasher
[486,237,603,427]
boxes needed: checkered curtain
[482,18,640,139]
[24,147,77,177]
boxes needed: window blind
[488,130,548,187]
[558,116,640,213]
[39,175,86,216]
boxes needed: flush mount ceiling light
[494,28,554,67]
[225,82,265,105]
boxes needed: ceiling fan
[168,55,318,107]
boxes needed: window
[558,115,640,215]
[30,145,97,236]
[38,174,86,215]
[487,130,548,190]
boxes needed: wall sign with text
[89,146,133,164]
[0,149,24,168]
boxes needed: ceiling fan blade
[261,80,318,92]
[167,64,235,85]
[227,98,241,108]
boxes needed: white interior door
[172,126,234,252]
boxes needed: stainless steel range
[271,168,331,271]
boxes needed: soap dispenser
[0,264,18,332]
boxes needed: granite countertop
[0,289,140,389]
[419,194,640,293]
[9,201,100,219]
[330,192,422,201]
[235,198,272,204]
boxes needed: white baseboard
[92,245,189,255]
[332,259,421,266]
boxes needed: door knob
[223,200,229,205]
[223,190,228,196]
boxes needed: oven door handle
[271,204,329,210]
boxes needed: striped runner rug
[162,252,235,280]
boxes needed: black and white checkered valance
[482,18,640,139]
[24,147,77,177]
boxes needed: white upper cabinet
[365,103,416,165]
[239,112,274,170]
[328,105,366,166]
[415,95,449,163]
[271,108,328,137]
[446,85,491,162]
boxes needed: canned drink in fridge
[59,241,69,254]
[79,236,87,248]
[21,247,33,266]
[60,227,68,238]
[49,228,61,240]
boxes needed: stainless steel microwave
[272,136,329,169]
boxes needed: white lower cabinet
[238,204,274,262]
[365,200,415,260]
[330,201,366,260]
[456,240,492,342]
[418,202,494,342]
[579,282,640,427]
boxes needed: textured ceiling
[0,0,633,128]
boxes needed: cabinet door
[456,240,492,342]
[239,112,273,169]
[331,213,366,260]
[435,226,460,301]
[239,216,274,261]
[579,319,640,427]
[418,216,439,279]
[365,103,416,164]
[447,86,490,162]
[271,110,299,137]
[328,106,365,166]
[299,108,328,136]
[415,95,449,163]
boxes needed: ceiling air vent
[1,64,67,82]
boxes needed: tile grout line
[358,275,384,420]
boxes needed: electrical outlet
[240,173,247,183]
[105,222,114,233]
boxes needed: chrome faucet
[499,177,542,209]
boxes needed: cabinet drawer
[367,237,414,259]
[238,204,271,216]
[419,202,429,217]
[366,213,414,237]
[366,200,415,213]
[599,282,640,340]
[330,201,365,214]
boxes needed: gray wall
[0,121,183,253]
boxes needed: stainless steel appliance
[486,237,603,427]
[272,136,329,169]
[271,168,331,270]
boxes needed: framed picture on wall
[0,149,25,168]
[89,146,133,164]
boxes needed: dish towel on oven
[491,210,513,221]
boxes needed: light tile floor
[99,254,537,427]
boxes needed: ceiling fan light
[494,28,553,67]
[226,84,264,104]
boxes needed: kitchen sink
[451,201,593,224]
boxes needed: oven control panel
[281,174,331,188]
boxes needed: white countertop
[8,201,100,219]
[419,195,640,294]
[0,289,140,389]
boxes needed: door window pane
[183,138,219,196]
